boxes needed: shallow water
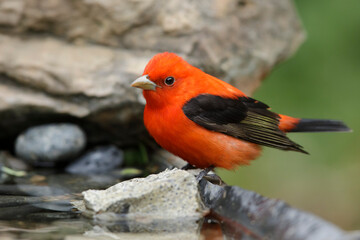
[0,170,245,240]
[0,213,241,240]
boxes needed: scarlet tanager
[131,52,350,170]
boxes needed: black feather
[183,95,247,124]
[290,119,351,132]
[183,94,307,153]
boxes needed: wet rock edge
[199,178,360,240]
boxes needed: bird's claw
[195,166,215,181]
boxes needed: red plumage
[131,52,350,169]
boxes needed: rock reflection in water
[80,216,202,240]
[0,219,91,240]
[0,213,247,240]
[64,213,247,240]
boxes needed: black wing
[182,94,307,153]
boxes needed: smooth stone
[65,145,123,175]
[82,169,206,219]
[0,195,73,217]
[199,179,347,240]
[15,123,86,166]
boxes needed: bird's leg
[181,163,197,170]
[203,174,224,185]
[196,165,215,181]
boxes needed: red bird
[131,52,350,171]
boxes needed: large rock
[0,0,305,145]
[199,179,359,240]
[0,36,146,145]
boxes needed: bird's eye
[164,76,175,86]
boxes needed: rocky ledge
[75,169,360,240]
[0,0,305,147]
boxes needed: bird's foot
[181,164,218,183]
[196,166,215,181]
[203,174,223,185]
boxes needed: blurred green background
[218,0,360,230]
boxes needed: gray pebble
[65,145,124,175]
[15,123,86,166]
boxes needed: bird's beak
[131,75,157,91]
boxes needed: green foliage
[124,143,149,167]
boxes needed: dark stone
[0,184,67,196]
[65,145,124,175]
[24,211,80,221]
[198,178,225,209]
[0,169,120,222]
[46,173,119,193]
[1,173,118,197]
[0,162,4,184]
[0,204,42,220]
[0,195,73,216]
[199,179,348,240]
[15,123,86,166]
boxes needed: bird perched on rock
[132,52,350,173]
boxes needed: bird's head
[131,52,200,108]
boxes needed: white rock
[82,169,206,218]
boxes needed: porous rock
[82,169,205,218]
[15,123,86,166]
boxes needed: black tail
[289,119,351,133]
